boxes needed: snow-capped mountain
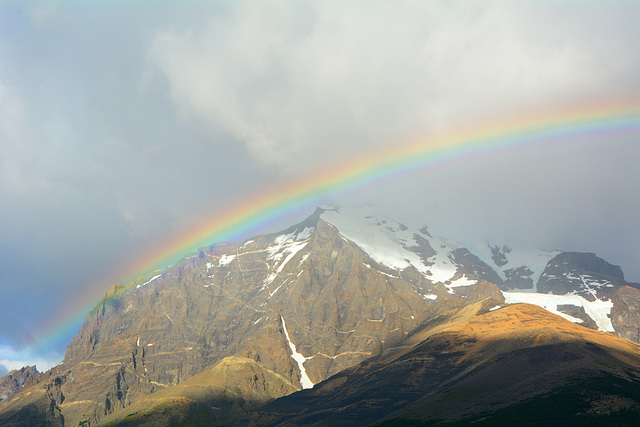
[320,205,561,293]
[320,206,638,336]
[2,206,639,426]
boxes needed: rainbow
[34,100,640,354]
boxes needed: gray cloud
[344,135,640,277]
[150,1,640,171]
[0,0,638,367]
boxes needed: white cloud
[0,344,63,374]
[149,1,640,172]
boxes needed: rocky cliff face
[0,366,39,404]
[450,248,504,287]
[538,252,626,298]
[1,206,638,426]
[1,208,502,426]
[611,285,640,342]
[100,356,300,425]
[502,251,635,338]
[0,372,65,427]
[251,300,640,426]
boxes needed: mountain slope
[0,366,39,404]
[1,206,638,426]
[0,208,502,426]
[99,356,297,426]
[249,300,640,426]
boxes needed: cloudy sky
[1,1,639,375]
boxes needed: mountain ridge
[1,206,639,426]
[244,300,640,426]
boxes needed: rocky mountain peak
[1,206,638,426]
[0,366,39,404]
[537,252,627,298]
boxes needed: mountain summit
[1,206,640,426]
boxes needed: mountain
[1,206,638,426]
[248,300,640,426]
[0,366,39,404]
[100,356,298,426]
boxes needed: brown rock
[0,365,39,404]
[611,286,640,343]
[253,301,640,426]
[101,356,299,425]
[2,212,470,425]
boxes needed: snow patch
[568,273,614,297]
[136,274,161,289]
[321,208,457,283]
[298,253,309,266]
[263,233,309,288]
[296,227,315,241]
[277,242,307,272]
[427,251,458,284]
[503,292,614,331]
[272,232,296,246]
[219,254,236,266]
[281,316,313,389]
[268,283,285,297]
[468,244,559,289]
[448,275,478,288]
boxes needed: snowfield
[458,243,559,291]
[503,291,614,332]
[321,208,457,283]
[262,230,311,288]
